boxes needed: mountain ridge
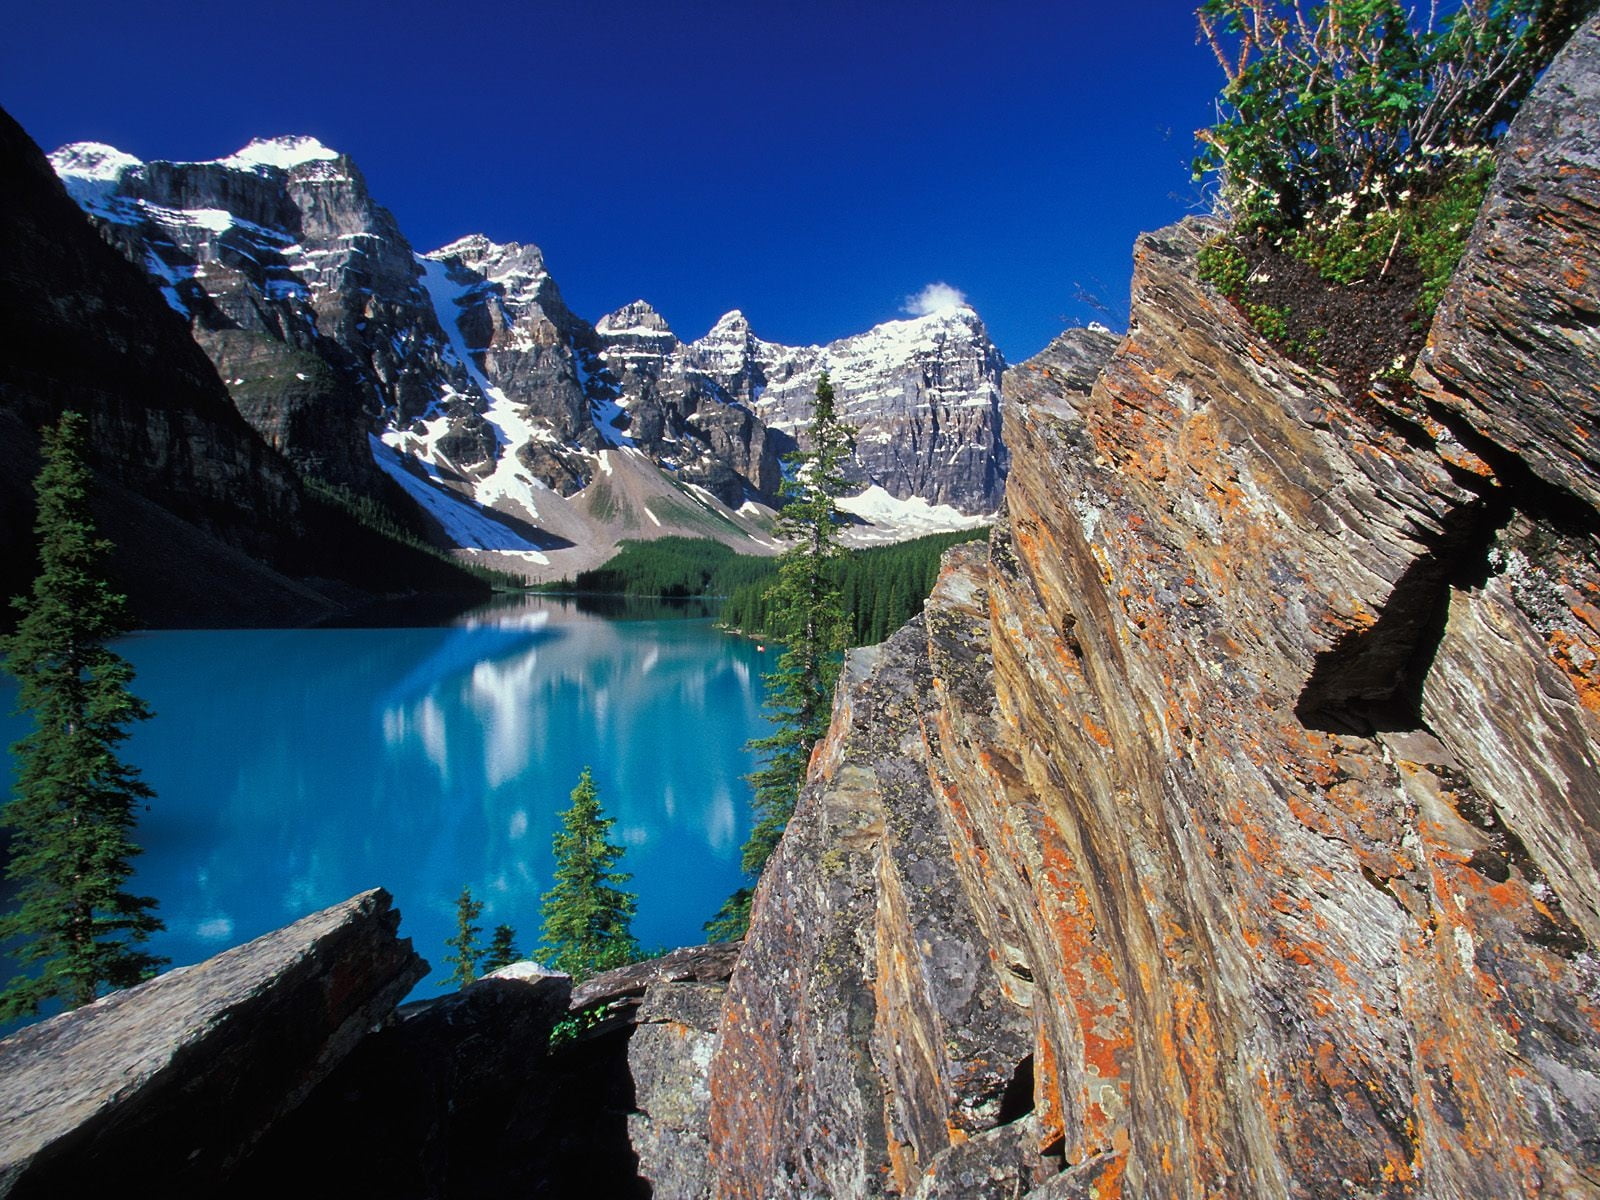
[49,136,1013,576]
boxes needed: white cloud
[902,281,967,317]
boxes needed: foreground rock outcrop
[708,18,1600,1198]
[0,890,425,1198]
[0,894,746,1200]
[240,940,742,1199]
[235,960,572,1198]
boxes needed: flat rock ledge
[0,888,426,1198]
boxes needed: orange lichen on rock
[1546,627,1600,711]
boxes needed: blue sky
[6,1,1222,363]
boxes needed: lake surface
[0,595,772,1000]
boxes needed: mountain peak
[425,234,544,268]
[428,233,497,261]
[914,301,980,325]
[49,142,143,181]
[703,309,756,341]
[597,300,672,337]
[216,136,341,172]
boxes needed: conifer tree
[0,410,164,1020]
[483,923,520,973]
[708,373,854,940]
[443,884,485,988]
[538,766,639,981]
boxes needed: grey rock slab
[0,887,425,1198]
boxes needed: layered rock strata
[710,588,1047,1199]
[708,19,1600,1198]
[0,890,425,1199]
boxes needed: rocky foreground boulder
[233,940,740,1198]
[0,908,739,1199]
[0,889,425,1198]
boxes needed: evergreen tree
[538,766,639,981]
[443,884,485,988]
[708,373,855,940]
[483,923,520,973]
[0,410,165,1020]
[703,887,753,944]
[742,372,855,874]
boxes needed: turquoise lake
[0,595,772,998]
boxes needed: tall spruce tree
[0,410,164,1020]
[708,373,854,941]
[538,766,639,981]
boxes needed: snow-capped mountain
[592,299,784,506]
[50,136,1006,573]
[49,137,475,493]
[687,303,1008,514]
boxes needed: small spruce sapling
[483,923,520,973]
[708,372,855,941]
[443,884,485,988]
[538,766,639,981]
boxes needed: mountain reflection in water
[0,595,771,997]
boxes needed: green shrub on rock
[1193,0,1594,385]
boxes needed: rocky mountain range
[49,137,1004,577]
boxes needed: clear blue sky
[5,0,1222,363]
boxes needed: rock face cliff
[49,136,451,493]
[569,296,1010,519]
[687,303,1010,515]
[0,109,341,627]
[709,19,1600,1199]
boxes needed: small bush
[1191,0,1590,387]
[1194,0,1587,235]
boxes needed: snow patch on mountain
[217,136,340,172]
[837,486,992,541]
[369,435,548,560]
[825,305,987,388]
[405,256,561,525]
[49,142,142,209]
[50,143,146,222]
